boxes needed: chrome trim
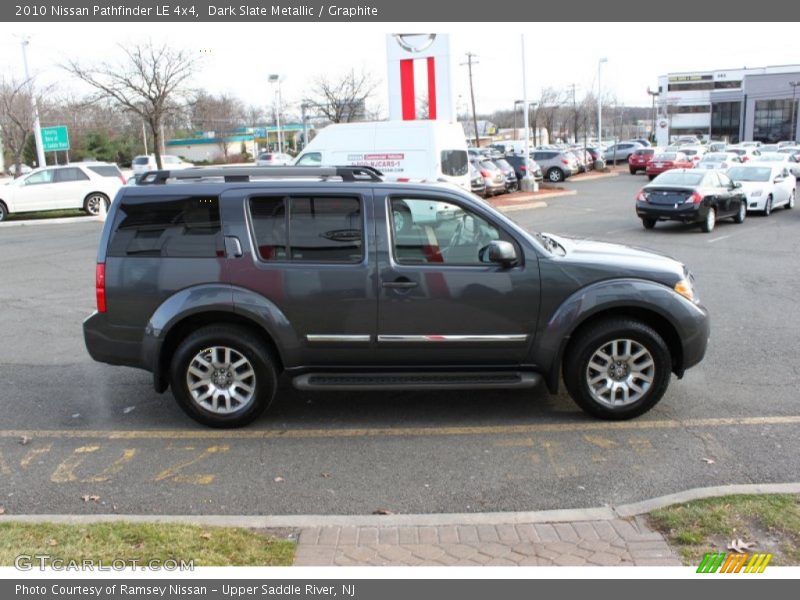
[306,335,371,343]
[377,334,528,343]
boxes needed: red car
[628,148,656,174]
[646,152,693,180]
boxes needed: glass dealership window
[753,99,797,143]
[710,101,741,144]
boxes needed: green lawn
[0,522,295,567]
[6,209,90,221]
[648,494,800,565]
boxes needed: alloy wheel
[185,346,256,414]
[585,339,655,408]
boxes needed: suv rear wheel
[83,193,110,216]
[169,325,277,428]
[0,202,8,222]
[546,168,565,183]
[563,319,671,420]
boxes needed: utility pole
[461,52,480,148]
[20,37,46,169]
[647,87,660,142]
[567,83,579,143]
[597,58,607,146]
[301,103,309,149]
[790,81,800,143]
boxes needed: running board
[292,371,542,391]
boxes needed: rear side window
[250,196,362,263]
[107,196,221,258]
[54,168,89,183]
[88,165,122,178]
[441,150,468,176]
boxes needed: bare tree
[186,91,246,161]
[0,77,36,175]
[304,70,378,124]
[535,87,564,145]
[65,42,196,169]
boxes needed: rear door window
[54,167,90,183]
[107,196,222,257]
[441,150,468,176]
[88,165,123,178]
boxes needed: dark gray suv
[84,166,710,427]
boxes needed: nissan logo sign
[393,34,437,53]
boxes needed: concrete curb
[0,216,103,228]
[568,171,620,182]
[3,482,798,529]
[497,201,547,213]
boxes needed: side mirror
[733,181,742,189]
[480,240,518,267]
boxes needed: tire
[392,203,413,233]
[169,325,277,428]
[763,195,773,217]
[547,168,564,183]
[642,218,656,230]
[647,175,655,181]
[563,318,672,420]
[701,206,716,233]
[786,190,795,209]
[83,193,110,216]
[732,200,746,224]
[629,167,636,175]
[0,202,7,222]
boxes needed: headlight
[750,190,762,197]
[674,278,698,303]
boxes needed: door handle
[224,236,243,258]
[382,278,418,289]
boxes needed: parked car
[628,148,657,174]
[585,147,607,169]
[469,161,486,196]
[695,152,742,170]
[777,140,797,148]
[777,146,800,161]
[5,164,32,177]
[472,159,506,196]
[603,142,643,164]
[503,155,543,182]
[132,154,193,175]
[678,146,707,166]
[569,148,594,172]
[630,139,652,148]
[740,141,762,148]
[0,163,124,221]
[646,152,693,180]
[751,152,800,179]
[725,146,762,162]
[83,165,710,427]
[635,169,747,233]
[672,136,701,146]
[706,141,728,153]
[531,150,578,182]
[725,164,796,215]
[492,158,519,192]
[256,152,293,166]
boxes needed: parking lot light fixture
[268,74,283,153]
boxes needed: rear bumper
[636,202,706,223]
[83,311,147,370]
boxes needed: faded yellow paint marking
[528,452,541,465]
[83,449,137,483]
[627,437,656,455]
[50,445,100,483]
[541,440,579,478]
[0,452,11,476]
[697,431,734,463]
[583,435,619,449]
[495,437,536,447]
[1,415,799,442]
[154,445,229,485]
[20,443,53,468]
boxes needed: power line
[460,52,480,147]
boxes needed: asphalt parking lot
[1,174,799,516]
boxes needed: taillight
[636,190,649,202]
[96,263,106,313]
[119,175,127,184]
[689,191,703,204]
[480,169,490,177]
[520,165,527,172]
[741,156,749,162]
[561,159,569,165]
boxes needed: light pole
[597,57,607,146]
[790,81,800,143]
[647,87,660,142]
[20,37,46,169]
[513,99,525,140]
[268,74,283,153]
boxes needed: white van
[294,121,470,190]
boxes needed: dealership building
[654,64,800,145]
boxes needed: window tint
[441,150,468,176]
[249,196,363,263]
[296,152,321,166]
[54,167,90,183]
[390,198,508,266]
[88,165,122,178]
[24,170,54,185]
[107,196,221,258]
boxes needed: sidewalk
[293,516,679,566]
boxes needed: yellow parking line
[0,415,799,441]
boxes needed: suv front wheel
[563,319,671,420]
[170,325,277,428]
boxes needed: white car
[696,152,743,170]
[752,152,800,179]
[725,146,762,163]
[726,164,796,215]
[0,163,124,221]
[679,145,707,166]
[256,152,293,166]
[131,154,194,175]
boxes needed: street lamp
[647,87,660,142]
[790,81,800,143]
[268,74,283,153]
[513,99,524,140]
[597,58,608,145]
[20,37,46,169]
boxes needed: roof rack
[135,165,384,185]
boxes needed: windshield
[654,153,677,161]
[701,153,728,161]
[727,148,746,155]
[727,167,771,182]
[652,171,704,186]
